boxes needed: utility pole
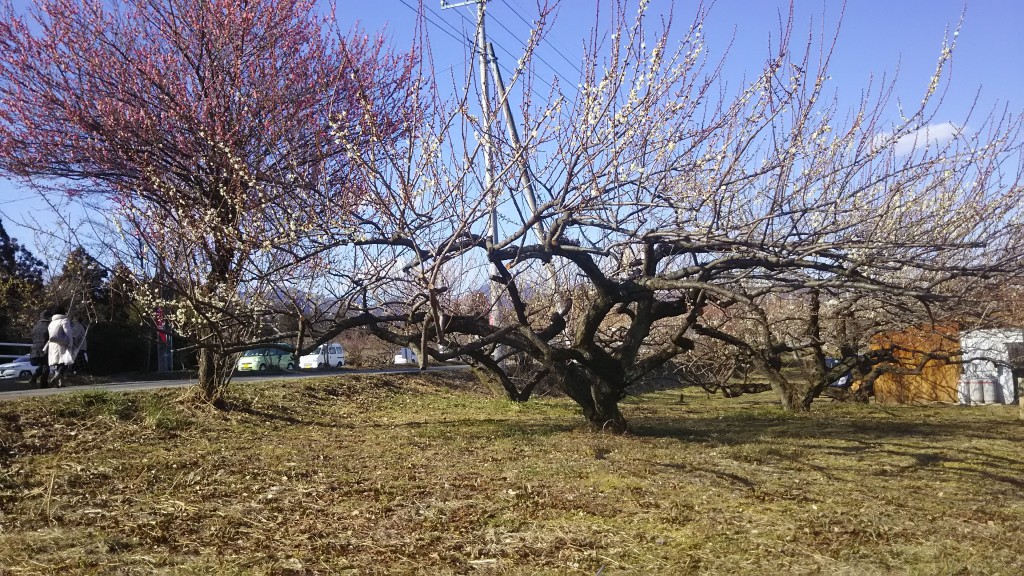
[443,0,500,327]
[487,42,558,289]
[487,43,545,242]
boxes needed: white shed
[394,347,418,365]
[957,329,1024,405]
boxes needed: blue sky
[1,0,1021,268]
[351,1,1021,114]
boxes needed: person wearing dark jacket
[28,310,50,387]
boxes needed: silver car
[0,355,35,380]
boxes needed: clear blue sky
[2,0,1021,269]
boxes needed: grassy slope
[1,373,1022,575]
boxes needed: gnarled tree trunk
[197,348,231,409]
[773,381,815,412]
[761,362,816,412]
[557,365,629,433]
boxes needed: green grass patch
[0,374,1022,574]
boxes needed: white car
[0,355,35,380]
[299,343,345,369]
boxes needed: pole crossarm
[440,0,482,9]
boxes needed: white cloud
[875,122,963,156]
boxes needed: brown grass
[1,373,1022,575]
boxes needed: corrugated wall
[871,325,961,404]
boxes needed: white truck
[299,343,345,369]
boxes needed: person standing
[28,310,50,388]
[47,308,73,388]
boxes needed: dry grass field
[1,372,1022,575]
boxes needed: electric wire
[446,3,566,96]
[445,4,557,94]
[421,0,475,46]
[397,0,528,92]
[397,0,472,50]
[499,0,584,76]
[489,15,570,94]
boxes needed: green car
[236,346,296,372]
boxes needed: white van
[299,343,345,369]
[394,347,418,365]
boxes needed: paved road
[0,364,470,401]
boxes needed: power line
[398,0,524,91]
[422,1,474,44]
[397,0,472,49]
[397,0,578,135]
[499,0,584,77]
[489,13,571,92]
[446,2,568,96]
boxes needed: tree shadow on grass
[630,407,1024,492]
[226,402,356,430]
[363,416,577,440]
[631,408,1021,445]
[645,459,758,490]
[226,393,576,440]
[223,377,414,429]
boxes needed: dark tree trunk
[470,353,533,402]
[197,348,230,409]
[557,367,629,433]
[770,375,815,409]
[775,383,814,412]
[296,316,305,359]
[763,364,814,412]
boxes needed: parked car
[394,347,418,365]
[299,343,345,369]
[236,346,295,372]
[0,355,34,380]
